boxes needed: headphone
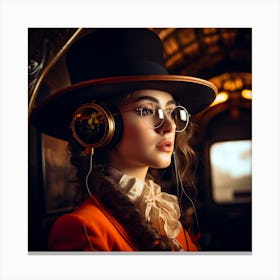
[71,103,123,153]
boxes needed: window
[210,140,252,204]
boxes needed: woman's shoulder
[72,197,106,220]
[48,197,137,251]
[51,197,115,233]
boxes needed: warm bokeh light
[223,77,243,91]
[241,89,252,100]
[210,91,229,106]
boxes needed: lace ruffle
[109,168,182,240]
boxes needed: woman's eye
[141,107,154,116]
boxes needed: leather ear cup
[71,103,122,149]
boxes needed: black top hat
[30,28,217,140]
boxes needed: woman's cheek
[118,116,152,153]
[123,123,150,150]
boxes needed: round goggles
[133,104,190,132]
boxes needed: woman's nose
[156,113,176,134]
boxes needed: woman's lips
[156,139,173,153]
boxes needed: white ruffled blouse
[109,168,183,244]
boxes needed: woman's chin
[150,156,172,169]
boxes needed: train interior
[28,28,252,252]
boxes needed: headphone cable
[85,147,95,199]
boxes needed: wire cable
[85,147,95,199]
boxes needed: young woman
[30,28,217,251]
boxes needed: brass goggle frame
[71,103,115,149]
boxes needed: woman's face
[108,89,177,179]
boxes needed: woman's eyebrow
[133,96,176,105]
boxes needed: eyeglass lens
[140,104,189,132]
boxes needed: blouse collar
[108,167,182,240]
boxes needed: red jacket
[48,196,198,251]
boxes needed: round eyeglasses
[125,103,190,132]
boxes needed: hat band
[69,59,169,84]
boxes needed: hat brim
[30,74,217,140]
